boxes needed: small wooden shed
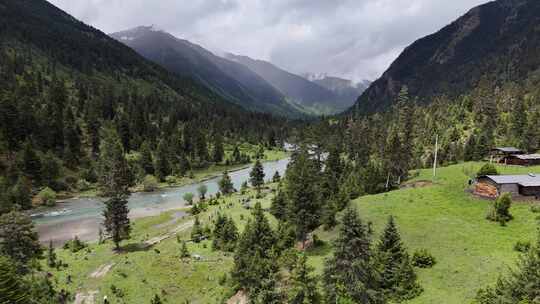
[475,174,540,198]
[501,154,540,166]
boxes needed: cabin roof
[492,147,523,153]
[482,174,540,187]
[513,154,540,160]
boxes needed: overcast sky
[48,0,490,82]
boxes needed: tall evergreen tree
[218,171,234,195]
[283,148,322,242]
[102,196,131,250]
[154,139,170,182]
[0,255,29,303]
[139,141,154,175]
[376,216,421,301]
[0,210,42,268]
[288,253,321,304]
[249,159,265,190]
[18,140,41,184]
[97,124,132,197]
[231,202,277,295]
[323,207,382,304]
[212,132,224,163]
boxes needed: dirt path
[89,262,115,278]
[144,220,194,247]
[73,290,98,304]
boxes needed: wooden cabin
[491,147,524,157]
[475,174,540,198]
[500,154,540,166]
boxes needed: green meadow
[45,162,540,303]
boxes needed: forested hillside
[110,26,302,117]
[354,0,540,114]
[0,0,290,213]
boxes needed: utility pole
[433,134,438,181]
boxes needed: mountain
[354,0,540,114]
[225,54,351,115]
[305,74,371,107]
[110,26,301,117]
[0,0,289,179]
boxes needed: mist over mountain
[111,26,303,117]
[226,54,356,114]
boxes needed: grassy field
[319,162,539,304]
[46,185,279,303]
[46,162,540,303]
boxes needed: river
[33,158,290,246]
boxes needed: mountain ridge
[110,26,303,117]
[353,0,540,114]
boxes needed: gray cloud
[48,0,490,81]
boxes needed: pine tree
[323,207,382,304]
[212,132,224,163]
[283,148,322,243]
[139,141,154,175]
[63,107,81,167]
[0,210,43,268]
[232,202,277,293]
[288,253,321,304]
[249,159,265,190]
[272,171,281,183]
[18,140,42,184]
[218,171,234,195]
[376,216,421,301]
[97,124,132,197]
[154,139,170,182]
[47,240,57,268]
[9,177,32,210]
[0,255,29,303]
[270,190,287,221]
[40,151,60,188]
[102,196,131,250]
[191,216,203,242]
[180,241,190,260]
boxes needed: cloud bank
[48,0,490,81]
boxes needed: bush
[37,187,57,206]
[513,241,531,253]
[142,175,159,192]
[76,179,91,191]
[486,193,513,225]
[476,163,498,177]
[530,204,540,213]
[63,236,87,253]
[412,249,436,268]
[165,175,177,186]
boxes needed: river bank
[34,157,290,246]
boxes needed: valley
[2,0,540,303]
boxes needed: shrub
[76,179,91,191]
[165,175,177,186]
[513,241,531,253]
[412,249,437,268]
[142,175,159,192]
[476,163,498,177]
[63,236,87,253]
[486,193,513,225]
[37,187,57,206]
[183,192,194,205]
[530,204,540,213]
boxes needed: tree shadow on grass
[120,242,150,253]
